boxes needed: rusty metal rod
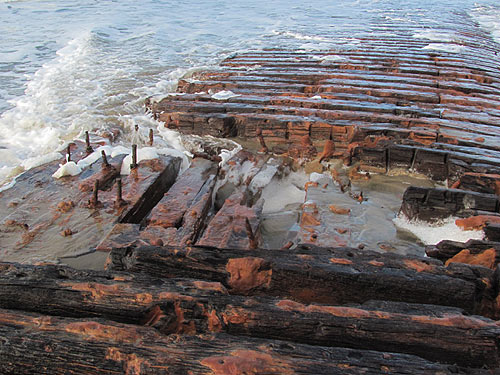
[101,150,110,168]
[130,144,138,170]
[85,131,93,153]
[149,129,154,146]
[92,180,99,206]
[116,178,122,202]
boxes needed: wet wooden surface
[3,14,500,374]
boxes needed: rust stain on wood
[226,257,272,294]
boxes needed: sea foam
[393,215,484,246]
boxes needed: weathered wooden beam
[400,186,500,222]
[426,239,500,263]
[146,158,217,228]
[107,245,491,314]
[196,190,262,249]
[0,263,498,368]
[118,156,181,224]
[0,308,485,375]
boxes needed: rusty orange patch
[135,293,154,304]
[56,200,75,213]
[300,212,320,227]
[329,205,350,215]
[276,299,375,319]
[226,257,272,294]
[142,305,166,327]
[222,306,255,325]
[192,281,228,295]
[208,310,223,332]
[368,260,384,267]
[455,215,500,231]
[201,350,294,375]
[445,248,496,270]
[329,257,353,265]
[63,282,125,300]
[403,259,434,273]
[65,322,140,343]
[410,314,490,329]
[106,347,149,375]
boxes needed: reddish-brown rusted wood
[1,308,485,375]
[0,262,498,367]
[108,245,492,314]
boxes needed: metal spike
[85,131,93,153]
[130,144,138,170]
[149,129,154,146]
[101,150,110,168]
[66,144,71,162]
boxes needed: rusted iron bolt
[256,127,268,153]
[130,144,138,170]
[91,180,100,206]
[114,178,127,208]
[85,131,93,153]
[245,217,258,249]
[101,150,110,168]
[66,144,71,163]
[117,178,122,200]
[149,129,154,146]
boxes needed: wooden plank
[108,245,490,314]
[0,308,484,375]
[0,263,498,367]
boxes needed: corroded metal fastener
[101,150,110,168]
[245,217,258,249]
[91,180,99,207]
[66,144,71,163]
[114,178,127,208]
[130,144,138,170]
[85,131,93,153]
[256,127,268,153]
[149,129,154,146]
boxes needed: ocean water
[0,0,499,189]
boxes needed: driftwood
[107,245,492,314]
[0,262,498,367]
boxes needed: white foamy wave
[150,66,208,102]
[413,30,459,42]
[470,5,500,44]
[422,43,466,53]
[393,215,484,246]
[0,32,101,187]
[271,30,330,42]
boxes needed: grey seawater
[1,0,499,187]
[0,0,499,265]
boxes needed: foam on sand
[393,215,484,246]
